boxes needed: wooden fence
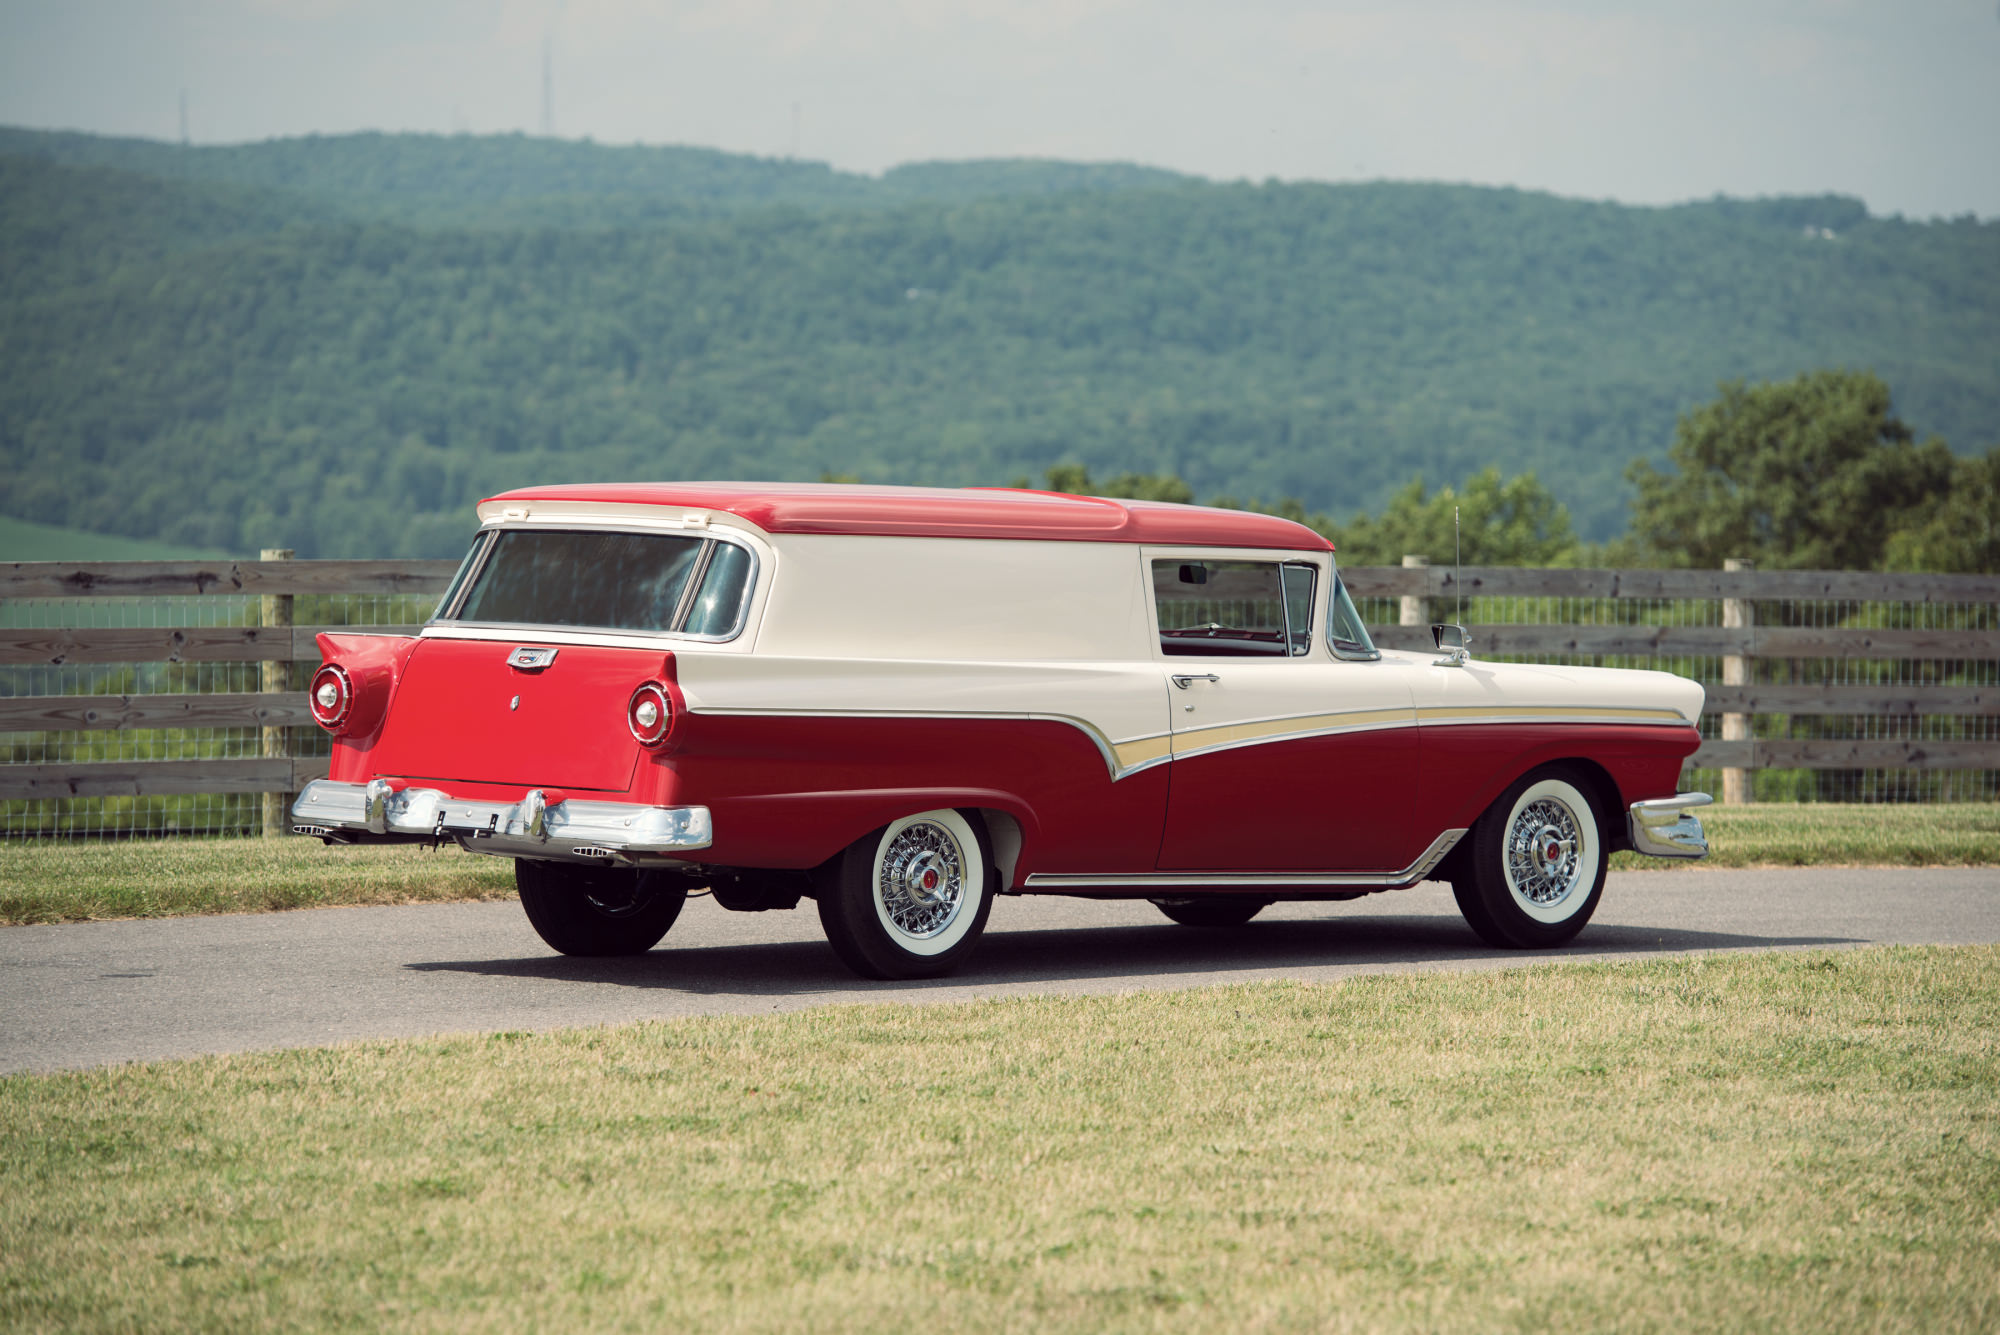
[2,558,1996,821]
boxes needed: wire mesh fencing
[3,558,1995,839]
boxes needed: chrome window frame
[432,530,495,622]
[1279,560,1318,658]
[1325,567,1382,661]
[429,525,762,645]
[1146,554,1320,661]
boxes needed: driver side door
[1151,552,1422,873]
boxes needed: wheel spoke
[1505,798,1582,906]
[878,821,966,938]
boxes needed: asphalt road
[5,866,1998,1074]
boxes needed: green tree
[1883,447,2000,573]
[1627,370,1955,569]
[1035,464,1194,504]
[1332,468,1578,566]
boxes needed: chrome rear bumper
[291,778,712,866]
[1626,793,1712,859]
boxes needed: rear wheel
[817,809,995,980]
[515,858,688,956]
[1151,897,1271,928]
[1451,767,1607,949]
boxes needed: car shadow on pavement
[405,914,1860,998]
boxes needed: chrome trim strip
[1023,828,1467,892]
[291,779,713,864]
[1627,793,1712,859]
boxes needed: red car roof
[483,482,1336,552]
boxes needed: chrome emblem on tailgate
[506,646,559,671]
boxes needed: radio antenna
[1455,505,1463,628]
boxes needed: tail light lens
[309,664,353,731]
[628,682,673,747]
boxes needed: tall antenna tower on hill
[540,36,555,136]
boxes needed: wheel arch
[1436,754,1625,884]
[712,787,1041,875]
[969,807,1025,889]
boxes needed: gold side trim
[697,705,1170,783]
[1416,704,1689,724]
[1171,708,1411,756]
[1111,734,1174,769]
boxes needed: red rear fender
[316,632,421,761]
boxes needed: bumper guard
[1626,793,1712,859]
[291,778,712,866]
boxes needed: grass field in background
[0,515,231,562]
[1609,802,2000,871]
[2,804,1996,926]
[3,946,1995,1332]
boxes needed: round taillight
[628,682,672,746]
[309,664,352,730]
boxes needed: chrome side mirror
[1431,623,1471,667]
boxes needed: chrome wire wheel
[1497,777,1603,926]
[820,808,994,979]
[1505,797,1583,909]
[876,818,967,940]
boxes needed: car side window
[682,540,755,637]
[1153,559,1312,657]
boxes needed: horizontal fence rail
[3,557,1997,837]
[1341,566,2000,604]
[0,758,332,801]
[0,559,459,600]
[0,626,428,666]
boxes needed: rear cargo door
[365,638,655,792]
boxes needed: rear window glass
[452,530,707,632]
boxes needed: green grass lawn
[1610,802,2000,871]
[0,839,513,925]
[2,804,1995,926]
[2,946,1995,1332]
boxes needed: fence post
[1721,558,1753,805]
[1399,554,1429,630]
[260,548,294,836]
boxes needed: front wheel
[817,809,995,980]
[1451,767,1607,949]
[516,859,688,956]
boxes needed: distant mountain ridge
[0,127,1197,227]
[1,127,1994,557]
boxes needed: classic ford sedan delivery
[292,482,1710,978]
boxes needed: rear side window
[683,541,755,637]
[442,530,756,637]
[1152,559,1315,657]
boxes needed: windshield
[440,529,755,637]
[1326,572,1380,660]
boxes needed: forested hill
[2,128,1996,557]
[0,127,1197,227]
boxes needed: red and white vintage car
[293,482,1711,978]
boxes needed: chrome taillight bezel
[309,664,353,731]
[627,682,672,747]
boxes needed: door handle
[1171,674,1220,689]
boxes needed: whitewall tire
[818,809,996,979]
[1451,767,1608,949]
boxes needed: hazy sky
[3,0,1995,218]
